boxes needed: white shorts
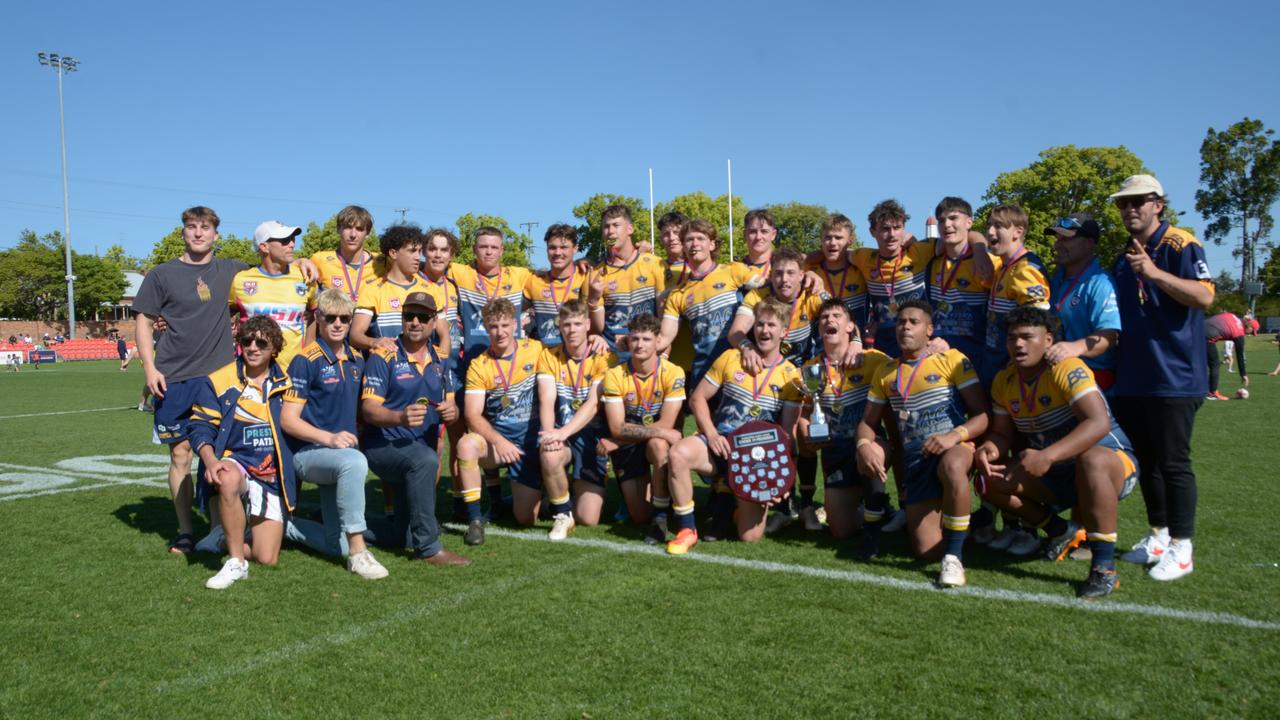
[229,459,283,523]
[1224,340,1235,355]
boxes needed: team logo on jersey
[926,374,941,383]
[852,374,863,383]
[503,284,512,292]
[733,371,746,382]
[846,283,859,292]
[625,392,636,402]
[523,363,534,372]
[800,314,809,322]
[961,358,974,372]
[770,384,780,393]
[608,281,619,291]
[559,369,567,380]
[1071,295,1081,307]
[332,278,344,288]
[870,268,880,279]
[636,275,648,284]
[1010,400,1020,413]
[295,283,308,297]
[1066,367,1089,388]
[1027,285,1047,301]
[542,288,553,299]
[243,281,258,296]
[957,278,970,288]
[672,378,685,389]
[1039,394,1052,407]
[241,386,262,403]
[713,282,727,290]
[390,299,401,309]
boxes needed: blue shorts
[820,445,861,489]
[153,377,205,445]
[901,452,943,506]
[1041,447,1139,511]
[507,437,543,490]
[694,434,730,482]
[610,442,650,484]
[571,430,607,486]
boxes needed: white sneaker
[195,525,227,554]
[1121,528,1170,565]
[1148,538,1194,581]
[988,525,1018,551]
[765,511,795,535]
[801,506,823,531]
[1007,529,1041,557]
[881,508,907,533]
[206,557,249,590]
[347,550,389,580]
[548,512,576,541]
[938,554,966,587]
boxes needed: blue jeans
[285,447,370,557]
[364,438,443,558]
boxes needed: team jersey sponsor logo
[1027,285,1047,301]
[243,424,274,448]
[295,283,308,296]
[522,363,535,372]
[243,281,258,296]
[926,374,941,383]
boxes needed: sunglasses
[1114,195,1157,210]
[238,336,271,350]
[402,311,436,324]
[1055,217,1084,230]
[266,236,297,245]
[322,313,352,324]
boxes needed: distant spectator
[7,336,15,345]
[118,336,133,371]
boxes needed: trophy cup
[800,364,830,443]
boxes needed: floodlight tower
[36,52,80,338]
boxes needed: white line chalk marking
[0,406,133,420]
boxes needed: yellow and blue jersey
[229,264,315,368]
[355,275,427,342]
[464,338,543,445]
[868,349,977,459]
[284,341,363,453]
[451,263,534,362]
[601,358,687,433]
[663,263,762,385]
[990,357,1133,454]
[310,250,386,301]
[702,349,802,436]
[599,251,665,354]
[797,349,892,441]
[853,241,937,357]
[418,273,462,362]
[981,250,1050,385]
[926,249,998,363]
[738,287,829,367]
[524,268,589,348]
[359,338,450,447]
[661,259,697,372]
[804,258,868,329]
[537,345,614,429]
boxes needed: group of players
[135,172,1214,599]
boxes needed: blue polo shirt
[1049,258,1121,375]
[1112,222,1214,397]
[359,337,450,447]
[285,341,363,453]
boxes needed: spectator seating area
[0,338,134,361]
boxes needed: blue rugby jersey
[284,341,363,452]
[1049,258,1121,375]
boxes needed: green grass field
[3,340,1279,719]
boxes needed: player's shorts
[901,453,943,505]
[153,378,204,445]
[506,438,543,490]
[820,445,861,489]
[609,441,650,484]
[1117,448,1138,500]
[1039,447,1139,512]
[245,477,285,523]
[694,434,731,482]
[570,430,607,486]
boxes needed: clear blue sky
[4,1,1277,278]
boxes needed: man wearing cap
[229,220,317,369]
[1109,174,1214,581]
[1043,213,1122,391]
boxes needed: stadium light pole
[37,52,80,339]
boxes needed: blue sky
[4,1,1277,278]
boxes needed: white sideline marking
[0,406,132,420]
[448,524,1280,632]
[157,553,600,692]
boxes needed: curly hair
[239,315,284,359]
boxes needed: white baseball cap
[254,220,302,245]
[1109,174,1165,199]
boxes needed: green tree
[767,202,837,254]
[1214,270,1240,295]
[978,145,1175,270]
[146,227,186,268]
[71,252,128,320]
[147,227,259,267]
[571,193,651,263]
[1260,244,1280,296]
[452,213,532,267]
[298,216,380,256]
[1195,117,1280,306]
[102,244,145,273]
[654,191,749,263]
[0,230,125,321]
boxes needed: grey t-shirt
[132,258,249,383]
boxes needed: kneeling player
[536,300,614,540]
[600,314,687,543]
[668,299,802,552]
[797,299,891,553]
[975,306,1138,599]
[856,299,988,587]
[457,298,544,544]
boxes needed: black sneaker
[464,519,486,546]
[643,515,670,545]
[1077,567,1119,600]
[1044,521,1086,562]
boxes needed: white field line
[0,406,133,420]
[156,553,600,693]
[446,523,1280,632]
[0,462,167,502]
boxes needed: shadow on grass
[111,496,221,570]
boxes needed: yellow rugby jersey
[990,357,1132,453]
[663,262,762,383]
[868,349,977,456]
[852,240,937,356]
[730,257,773,284]
[738,287,829,366]
[537,345,614,428]
[418,273,462,359]
[661,258,696,371]
[451,263,534,360]
[599,250,665,353]
[464,338,543,443]
[702,348,802,436]
[796,349,892,440]
[804,258,868,325]
[601,357,687,428]
[524,268,589,347]
[982,250,1050,382]
[229,264,316,368]
[354,275,427,341]
[310,250,387,300]
[927,248,998,362]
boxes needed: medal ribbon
[935,245,970,297]
[1017,367,1044,423]
[491,345,518,403]
[750,355,784,406]
[569,345,590,403]
[894,352,932,412]
[339,252,367,301]
[549,265,577,306]
[881,252,904,306]
[822,261,850,298]
[1052,267,1087,314]
[630,359,661,417]
[822,356,843,406]
[989,248,1028,306]
[476,265,504,304]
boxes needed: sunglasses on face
[402,312,436,324]
[267,236,297,245]
[321,313,352,324]
[238,336,271,350]
[1114,195,1156,210]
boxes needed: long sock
[452,494,466,519]
[942,514,970,558]
[971,501,995,529]
[797,455,817,511]
[861,491,889,552]
[549,493,572,517]
[462,487,482,522]
[652,495,671,522]
[673,501,697,532]
[1088,531,1117,570]
[486,476,504,516]
[1034,513,1069,539]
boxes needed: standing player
[856,299,989,587]
[229,221,316,369]
[535,300,615,540]
[1043,214,1121,392]
[926,198,993,363]
[600,314,688,544]
[525,224,591,348]
[852,200,937,357]
[451,226,535,363]
[657,211,696,375]
[310,205,384,302]
[976,306,1139,598]
[805,213,867,331]
[730,208,779,278]
[667,299,803,550]
[588,205,665,361]
[456,299,544,544]
[352,225,448,353]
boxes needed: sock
[452,494,466,519]
[486,479,504,515]
[1036,514,1069,539]
[462,487,482,522]
[652,495,671,521]
[971,502,994,529]
[797,455,817,510]
[942,513,970,558]
[549,493,572,517]
[710,488,735,528]
[862,491,889,550]
[1088,531,1117,570]
[1001,512,1022,532]
[673,501,697,532]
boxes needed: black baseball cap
[1044,213,1100,241]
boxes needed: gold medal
[780,341,793,355]
[898,409,909,421]
[415,397,430,406]
[570,398,583,410]
[500,395,512,409]
[748,404,762,418]
[988,310,997,323]
[832,401,843,414]
[642,414,655,426]
[936,300,950,313]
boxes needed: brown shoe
[418,549,472,566]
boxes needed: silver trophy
[800,364,830,443]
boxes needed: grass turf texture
[2,349,1279,719]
